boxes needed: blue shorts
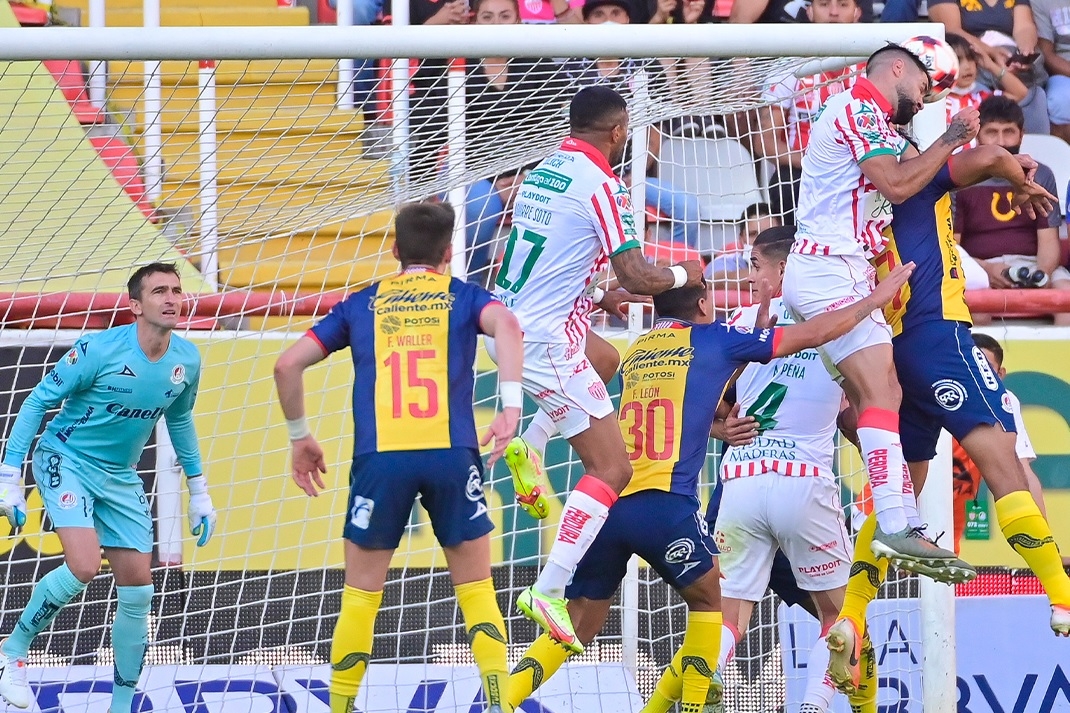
[705,477,811,609]
[567,490,717,601]
[33,442,153,553]
[893,321,1016,463]
[344,447,493,549]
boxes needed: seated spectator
[565,0,702,248]
[946,33,1029,148]
[705,203,780,284]
[929,0,1039,69]
[463,0,568,284]
[954,96,1070,324]
[951,333,1046,554]
[751,0,864,223]
[729,0,874,22]
[1032,0,1070,142]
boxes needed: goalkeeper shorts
[566,490,717,601]
[344,447,494,549]
[32,440,153,553]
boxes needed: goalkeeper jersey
[494,137,641,346]
[720,298,841,481]
[619,318,780,497]
[308,267,497,456]
[2,323,203,476]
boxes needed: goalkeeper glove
[0,464,27,529]
[186,475,217,547]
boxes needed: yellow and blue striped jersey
[619,319,780,497]
[874,163,971,336]
[309,268,497,455]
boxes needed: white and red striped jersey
[720,298,843,482]
[763,63,863,154]
[493,137,640,345]
[793,77,909,259]
[945,85,992,152]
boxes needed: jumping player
[273,202,526,713]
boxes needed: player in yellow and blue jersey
[824,141,1070,698]
[504,261,913,713]
[273,202,525,713]
[0,263,217,713]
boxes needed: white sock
[536,475,617,598]
[901,464,922,529]
[717,621,740,671]
[857,408,908,534]
[802,634,835,711]
[522,409,557,456]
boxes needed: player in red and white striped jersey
[488,85,704,652]
[783,43,980,580]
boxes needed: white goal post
[0,22,955,713]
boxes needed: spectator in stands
[946,33,1029,146]
[951,333,1046,554]
[928,0,1039,69]
[729,0,873,23]
[566,0,702,248]
[462,0,569,284]
[954,96,1070,324]
[1032,0,1070,142]
[705,203,781,284]
[751,0,863,224]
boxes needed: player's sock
[455,578,511,712]
[507,633,573,709]
[901,465,922,529]
[856,408,908,534]
[996,491,1070,607]
[717,620,740,670]
[3,563,87,658]
[679,611,722,712]
[847,630,878,713]
[536,475,617,598]
[839,514,889,633]
[803,626,835,712]
[111,584,153,713]
[641,649,683,713]
[522,410,557,456]
[329,585,382,713]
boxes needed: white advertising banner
[14,662,640,713]
[780,595,1070,713]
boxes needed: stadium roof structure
[0,2,206,294]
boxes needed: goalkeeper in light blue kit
[0,262,218,712]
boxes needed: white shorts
[714,473,852,601]
[485,337,614,439]
[782,252,892,367]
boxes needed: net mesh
[0,41,925,712]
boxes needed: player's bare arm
[610,246,704,294]
[478,302,524,465]
[711,402,758,446]
[768,262,914,357]
[273,337,329,497]
[948,146,1056,219]
[595,287,652,321]
[860,108,979,204]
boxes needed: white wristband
[499,381,523,409]
[669,265,688,289]
[591,287,606,304]
[286,416,311,441]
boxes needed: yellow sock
[640,649,683,713]
[329,585,382,713]
[840,514,889,632]
[507,634,573,709]
[679,611,722,713]
[848,630,877,713]
[996,491,1070,607]
[456,578,511,712]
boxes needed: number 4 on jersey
[746,381,788,433]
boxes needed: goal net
[0,20,938,712]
